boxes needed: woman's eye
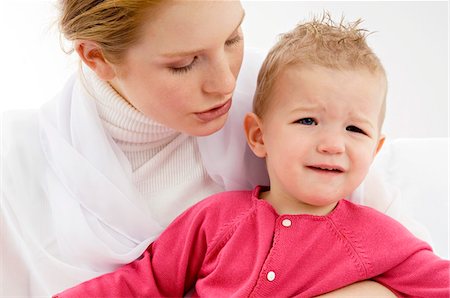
[169,56,198,74]
[346,125,366,135]
[225,34,242,47]
[296,118,317,126]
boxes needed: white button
[282,219,292,227]
[267,271,276,281]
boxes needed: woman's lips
[195,99,232,122]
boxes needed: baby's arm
[374,248,450,297]
[54,245,177,297]
[54,203,213,297]
[354,204,449,297]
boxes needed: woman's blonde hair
[254,13,387,122]
[59,0,163,64]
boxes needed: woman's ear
[244,112,266,158]
[74,40,116,81]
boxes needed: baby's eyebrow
[290,105,322,114]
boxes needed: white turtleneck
[81,68,224,227]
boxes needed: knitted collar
[81,66,179,149]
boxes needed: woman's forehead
[138,0,244,57]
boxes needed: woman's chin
[186,114,229,137]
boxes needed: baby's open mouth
[307,166,344,173]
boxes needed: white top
[0,48,430,296]
[83,67,223,227]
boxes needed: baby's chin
[300,199,340,216]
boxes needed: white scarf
[38,74,163,272]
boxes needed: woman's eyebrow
[161,10,246,59]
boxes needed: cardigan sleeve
[374,248,450,297]
[53,191,255,297]
[53,195,224,297]
[341,202,450,297]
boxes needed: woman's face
[109,0,245,136]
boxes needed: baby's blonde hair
[58,0,163,64]
[254,13,387,124]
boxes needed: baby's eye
[346,125,366,135]
[296,118,317,126]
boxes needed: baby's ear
[243,112,266,158]
[375,135,386,155]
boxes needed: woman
[1,0,425,296]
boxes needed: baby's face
[260,65,386,214]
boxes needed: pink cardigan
[56,186,450,297]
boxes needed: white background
[0,1,448,140]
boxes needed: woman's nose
[317,131,346,154]
[203,54,236,96]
